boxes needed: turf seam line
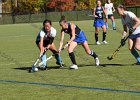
[0,80,140,94]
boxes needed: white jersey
[121,11,140,35]
[105,3,113,15]
[36,27,56,42]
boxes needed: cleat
[40,66,47,70]
[113,27,116,30]
[102,40,108,44]
[70,64,78,69]
[95,57,100,66]
[96,41,101,45]
[56,62,65,68]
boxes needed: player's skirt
[107,14,114,19]
[129,33,140,39]
[74,31,87,43]
[36,39,50,47]
[94,19,105,27]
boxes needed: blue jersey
[61,23,81,38]
[95,6,104,19]
[61,23,87,43]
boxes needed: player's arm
[122,25,127,38]
[103,7,108,18]
[39,37,45,54]
[112,3,115,12]
[59,31,65,51]
[68,23,76,44]
[93,8,98,17]
[132,17,140,29]
[120,25,127,46]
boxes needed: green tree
[14,0,46,13]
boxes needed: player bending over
[58,17,100,69]
[117,4,140,64]
[93,0,108,45]
[36,19,63,70]
[104,0,116,30]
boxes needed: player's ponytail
[59,15,66,24]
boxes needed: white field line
[0,35,32,38]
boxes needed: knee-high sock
[41,54,47,66]
[112,21,116,28]
[55,54,62,64]
[131,49,140,62]
[69,52,77,65]
[90,50,98,59]
[95,33,98,42]
[103,32,107,41]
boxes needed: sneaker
[96,41,101,45]
[56,62,64,68]
[102,40,108,44]
[95,57,100,66]
[113,27,116,30]
[70,64,78,69]
[40,65,47,70]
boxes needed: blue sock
[106,22,108,29]
[131,49,139,62]
[137,57,140,63]
[55,54,62,64]
[112,21,116,28]
[41,54,47,67]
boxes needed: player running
[35,19,63,70]
[58,17,100,69]
[93,0,108,45]
[104,0,116,30]
[117,4,140,65]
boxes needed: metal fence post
[11,0,15,24]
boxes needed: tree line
[2,0,125,14]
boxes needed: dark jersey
[36,27,56,46]
[95,6,104,19]
[61,23,81,37]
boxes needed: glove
[129,27,135,34]
[121,38,125,46]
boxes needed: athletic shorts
[129,33,140,39]
[94,19,105,27]
[108,14,113,19]
[36,39,50,47]
[74,31,87,43]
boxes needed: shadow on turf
[13,66,68,71]
[13,63,136,71]
[78,63,135,67]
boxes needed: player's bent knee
[68,49,73,53]
[135,45,140,51]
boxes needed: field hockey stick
[107,34,130,60]
[29,49,47,72]
[38,47,65,67]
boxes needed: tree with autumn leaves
[2,0,136,14]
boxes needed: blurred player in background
[58,17,100,69]
[104,0,116,30]
[36,19,63,70]
[93,0,108,45]
[117,4,140,65]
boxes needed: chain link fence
[0,6,140,25]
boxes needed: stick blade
[107,56,113,60]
